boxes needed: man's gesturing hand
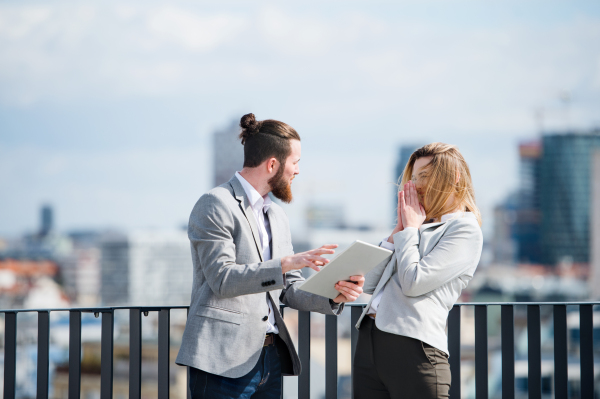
[281,244,338,274]
[332,275,365,303]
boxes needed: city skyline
[1,1,600,239]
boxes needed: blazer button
[261,282,266,287]
[262,316,268,321]
[271,280,276,285]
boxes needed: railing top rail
[0,301,599,313]
[0,305,190,314]
[453,301,600,306]
[342,301,600,307]
[343,302,600,308]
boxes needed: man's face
[269,139,301,203]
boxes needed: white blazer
[356,212,483,355]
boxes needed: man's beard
[268,165,293,203]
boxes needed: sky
[1,0,600,240]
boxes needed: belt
[367,313,376,319]
[264,333,276,346]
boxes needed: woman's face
[411,156,433,205]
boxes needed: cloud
[1,1,599,235]
[146,6,247,52]
[0,1,598,133]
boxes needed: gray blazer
[356,213,483,355]
[175,176,341,378]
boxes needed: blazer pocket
[196,305,244,325]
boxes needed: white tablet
[298,240,393,300]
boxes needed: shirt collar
[441,211,469,222]
[235,172,272,213]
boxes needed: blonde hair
[400,142,482,226]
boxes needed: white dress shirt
[367,211,466,315]
[235,172,279,334]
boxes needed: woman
[353,142,483,399]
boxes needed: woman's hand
[387,189,405,243]
[401,181,426,229]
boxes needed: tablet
[298,240,393,299]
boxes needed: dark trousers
[353,316,451,399]
[189,341,282,399]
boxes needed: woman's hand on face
[400,181,426,229]
[387,189,405,243]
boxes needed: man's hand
[332,275,365,303]
[281,244,338,274]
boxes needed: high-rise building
[40,204,53,237]
[392,144,423,226]
[100,230,193,306]
[539,131,600,265]
[512,141,542,263]
[213,119,244,187]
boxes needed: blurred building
[62,247,101,306]
[100,230,193,306]
[213,119,244,187]
[40,204,54,237]
[539,131,600,266]
[60,231,104,306]
[392,144,423,226]
[0,258,65,308]
[306,204,345,229]
[493,131,600,269]
[512,141,542,263]
[492,199,518,264]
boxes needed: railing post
[69,310,82,399]
[129,308,142,399]
[298,311,311,399]
[37,311,51,399]
[448,305,461,399]
[325,314,337,399]
[350,306,362,399]
[158,309,171,399]
[475,305,488,399]
[580,304,594,398]
[4,312,17,399]
[527,305,541,399]
[553,305,567,399]
[501,305,514,399]
[101,310,114,399]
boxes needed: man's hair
[239,113,301,167]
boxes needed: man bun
[237,113,301,168]
[239,113,262,144]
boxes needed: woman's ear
[455,170,461,184]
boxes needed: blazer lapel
[419,221,446,232]
[266,205,279,259]
[228,177,264,262]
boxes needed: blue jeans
[189,342,282,399]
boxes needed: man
[176,113,364,398]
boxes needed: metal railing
[1,302,598,399]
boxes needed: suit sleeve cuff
[328,299,344,315]
[380,239,395,251]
